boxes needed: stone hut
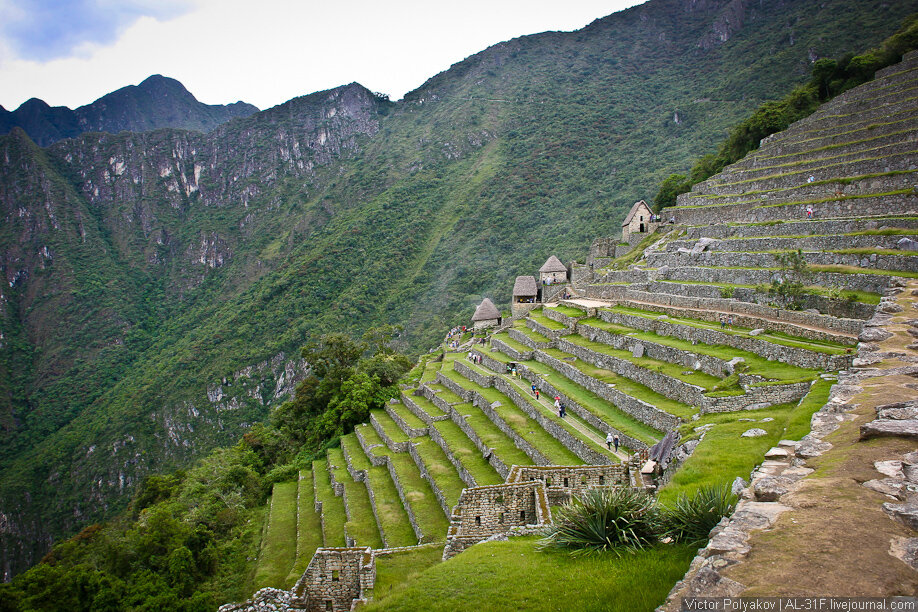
[621,200,656,242]
[538,255,567,284]
[471,298,501,329]
[291,547,375,612]
[442,481,551,559]
[511,275,539,317]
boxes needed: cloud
[0,0,192,61]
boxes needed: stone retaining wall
[643,281,875,321]
[700,380,812,414]
[666,233,911,254]
[435,372,552,467]
[532,349,678,433]
[617,288,864,340]
[556,337,709,407]
[592,311,853,371]
[576,323,731,379]
[490,336,533,361]
[526,317,571,342]
[684,217,918,240]
[405,439,452,519]
[647,249,918,274]
[507,327,553,350]
[507,465,630,505]
[292,547,375,612]
[542,308,581,328]
[385,403,428,438]
[491,375,611,465]
[426,422,478,488]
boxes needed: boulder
[875,460,905,479]
[863,479,905,498]
[876,400,918,420]
[860,419,918,440]
[741,428,767,438]
[753,476,793,502]
[878,300,904,314]
[859,327,893,343]
[883,502,918,531]
[731,476,748,497]
[748,329,765,336]
[897,237,918,252]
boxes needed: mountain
[0,75,259,146]
[1,0,916,579]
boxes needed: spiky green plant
[661,483,737,545]
[539,488,660,556]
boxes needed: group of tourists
[605,432,621,453]
[719,314,734,328]
[467,352,483,365]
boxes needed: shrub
[660,483,737,545]
[539,488,660,555]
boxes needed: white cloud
[0,0,645,111]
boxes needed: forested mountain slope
[1,0,915,578]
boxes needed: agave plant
[661,483,738,545]
[540,487,661,556]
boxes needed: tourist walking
[613,435,620,452]
[531,383,537,395]
[535,389,540,400]
[606,432,613,450]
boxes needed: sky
[0,0,645,112]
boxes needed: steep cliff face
[0,75,259,147]
[1,0,915,579]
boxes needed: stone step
[400,390,448,423]
[578,313,839,377]
[723,123,918,178]
[409,437,469,514]
[670,189,918,226]
[327,447,384,549]
[683,216,918,239]
[385,400,429,437]
[284,469,323,586]
[436,365,584,466]
[645,248,918,274]
[365,444,451,544]
[370,409,409,451]
[455,356,620,464]
[252,480,299,590]
[428,418,504,486]
[689,150,918,199]
[603,287,865,339]
[313,459,347,547]
[339,434,417,549]
[472,345,666,448]
[659,263,898,296]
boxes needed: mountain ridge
[0,75,258,147]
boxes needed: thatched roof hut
[512,276,538,299]
[471,298,501,326]
[539,255,566,273]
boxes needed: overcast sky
[0,0,645,111]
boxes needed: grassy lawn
[561,334,723,390]
[431,420,503,485]
[328,447,384,549]
[491,332,532,354]
[450,402,533,468]
[284,470,323,587]
[372,544,445,602]
[528,310,568,331]
[511,319,552,343]
[388,401,428,433]
[404,392,447,420]
[545,305,586,318]
[412,437,468,510]
[523,358,664,444]
[370,447,450,543]
[313,459,347,547]
[365,537,696,612]
[421,358,443,383]
[357,422,387,448]
[252,480,298,590]
[368,463,422,548]
[372,409,409,444]
[424,384,464,405]
[578,319,820,382]
[784,378,834,440]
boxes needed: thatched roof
[622,200,651,226]
[512,275,538,296]
[539,255,566,273]
[471,298,501,321]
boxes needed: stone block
[861,419,918,440]
[741,428,767,438]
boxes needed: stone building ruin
[442,480,551,559]
[620,199,657,241]
[511,275,539,316]
[471,297,501,329]
[538,255,568,284]
[291,547,375,612]
[506,464,632,505]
